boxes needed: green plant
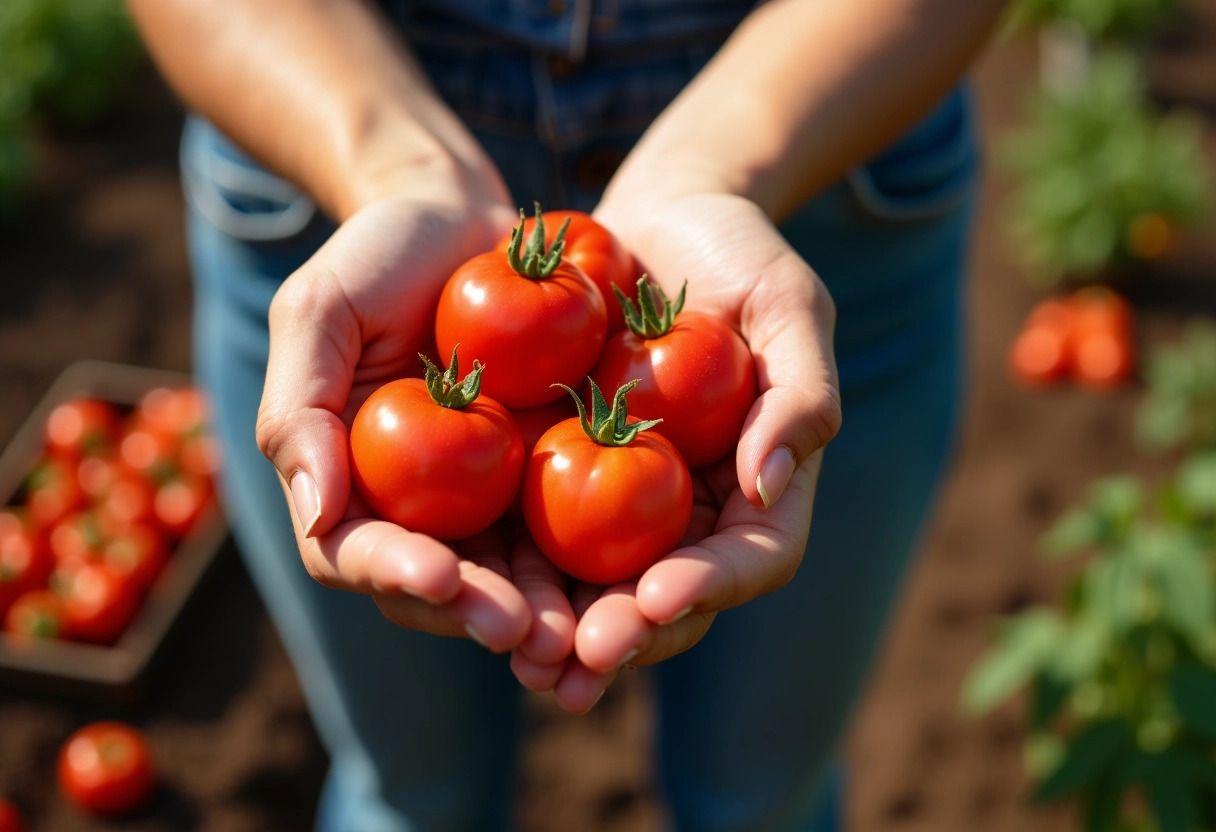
[1138,321,1216,454]
[965,461,1216,832]
[1008,0,1184,41]
[0,0,142,209]
[1004,50,1211,284]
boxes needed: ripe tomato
[0,513,54,616]
[1008,325,1070,388]
[95,472,158,535]
[49,511,105,565]
[495,209,637,334]
[24,456,85,530]
[4,590,64,639]
[102,522,167,591]
[118,425,176,482]
[58,721,155,816]
[52,561,140,645]
[45,399,119,460]
[153,474,213,539]
[523,381,692,585]
[436,207,607,408]
[590,279,756,468]
[0,799,23,832]
[1069,286,1134,389]
[350,350,525,540]
[135,386,209,441]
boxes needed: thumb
[256,264,361,538]
[737,253,842,508]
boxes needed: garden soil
[3,17,1216,832]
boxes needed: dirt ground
[2,15,1216,832]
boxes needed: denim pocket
[180,117,318,244]
[847,86,980,223]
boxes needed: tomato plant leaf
[1080,769,1124,832]
[1137,748,1198,832]
[1169,663,1216,740]
[1032,721,1131,804]
[963,608,1064,715]
[1031,673,1072,730]
[1049,613,1110,682]
[1041,507,1106,560]
[1177,452,1216,514]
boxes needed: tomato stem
[420,345,485,409]
[505,202,571,280]
[616,276,686,339]
[556,379,662,446]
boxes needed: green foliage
[0,0,142,207]
[1008,0,1184,41]
[965,462,1216,832]
[1004,51,1211,284]
[1138,321,1216,454]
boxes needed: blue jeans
[182,11,980,830]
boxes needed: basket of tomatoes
[0,360,227,698]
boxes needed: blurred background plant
[0,0,143,214]
[1001,0,1212,286]
[1138,321,1216,454]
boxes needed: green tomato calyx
[557,378,662,447]
[420,345,485,409]
[616,276,686,339]
[506,202,571,280]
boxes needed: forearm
[602,0,1007,222]
[126,0,503,220]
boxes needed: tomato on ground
[590,278,756,468]
[58,721,155,816]
[350,349,524,540]
[495,208,637,334]
[523,381,692,585]
[436,205,607,408]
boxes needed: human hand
[508,193,841,711]
[254,190,539,651]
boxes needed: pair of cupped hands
[255,180,842,714]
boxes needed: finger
[510,538,575,665]
[574,586,717,672]
[509,650,566,693]
[636,450,822,624]
[553,658,618,715]
[301,516,463,604]
[736,253,841,508]
[258,260,362,540]
[375,559,531,652]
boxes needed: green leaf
[963,609,1065,715]
[1169,663,1216,740]
[1042,507,1107,559]
[1089,477,1145,528]
[1177,452,1216,513]
[1137,748,1198,832]
[1033,720,1131,804]
[1081,769,1125,832]
[1050,613,1111,682]
[1032,673,1074,730]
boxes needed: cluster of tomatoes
[0,719,155,828]
[349,206,757,585]
[0,386,217,644]
[1008,285,1136,391]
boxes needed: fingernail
[290,471,322,536]
[756,446,796,509]
[588,690,606,712]
[402,585,445,605]
[617,648,639,670]
[660,606,693,626]
[464,623,490,649]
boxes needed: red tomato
[509,398,579,459]
[350,351,525,540]
[118,425,176,482]
[0,799,23,832]
[0,513,54,616]
[4,590,65,639]
[523,382,692,585]
[153,475,213,539]
[436,208,607,408]
[1070,285,1132,339]
[1008,325,1070,388]
[135,386,209,441]
[49,511,105,565]
[102,522,167,591]
[1073,329,1135,390]
[95,472,158,535]
[590,280,757,468]
[58,721,155,816]
[76,452,120,502]
[495,209,637,334]
[45,399,119,460]
[24,457,85,530]
[53,561,140,645]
